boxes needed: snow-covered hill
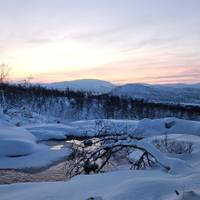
[111,83,200,104]
[43,79,115,93]
[41,79,200,104]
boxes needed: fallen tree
[65,135,192,178]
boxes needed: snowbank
[114,139,193,175]
[1,115,200,199]
[0,144,70,170]
[0,126,37,157]
[25,120,138,141]
[0,117,71,169]
[134,117,200,137]
[0,170,199,200]
[69,119,138,136]
[25,124,74,141]
[25,118,200,141]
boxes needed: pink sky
[1,0,200,84]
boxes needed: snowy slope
[39,81,200,103]
[43,79,115,93]
[111,83,200,104]
[162,83,200,89]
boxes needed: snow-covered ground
[1,112,200,200]
[24,117,200,141]
[134,117,200,137]
[1,155,200,200]
[1,133,200,200]
[0,145,69,170]
[0,115,71,170]
[25,119,139,141]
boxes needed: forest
[1,83,200,121]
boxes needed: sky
[0,0,200,84]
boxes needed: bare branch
[65,136,161,178]
[0,63,10,83]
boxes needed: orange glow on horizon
[9,62,199,85]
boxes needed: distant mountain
[41,79,200,104]
[111,83,200,104]
[161,83,200,89]
[43,79,115,94]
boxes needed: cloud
[18,61,199,85]
[136,66,200,84]
[3,0,200,84]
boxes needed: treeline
[0,83,200,121]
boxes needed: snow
[173,191,200,200]
[24,118,200,141]
[128,149,144,162]
[1,113,200,199]
[0,139,37,157]
[1,131,200,200]
[0,144,70,170]
[24,119,139,141]
[0,122,37,157]
[25,124,73,141]
[6,108,48,126]
[134,117,200,137]
[112,83,200,104]
[0,169,200,200]
[69,119,139,136]
[0,117,71,170]
[113,139,194,175]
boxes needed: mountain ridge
[42,79,115,93]
[40,79,200,104]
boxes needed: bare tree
[65,135,163,178]
[65,119,191,178]
[0,63,10,83]
[0,64,11,112]
[22,75,34,87]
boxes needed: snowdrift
[0,126,37,157]
[1,170,200,200]
[26,118,200,141]
[0,117,71,169]
[1,114,200,199]
[134,117,200,137]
